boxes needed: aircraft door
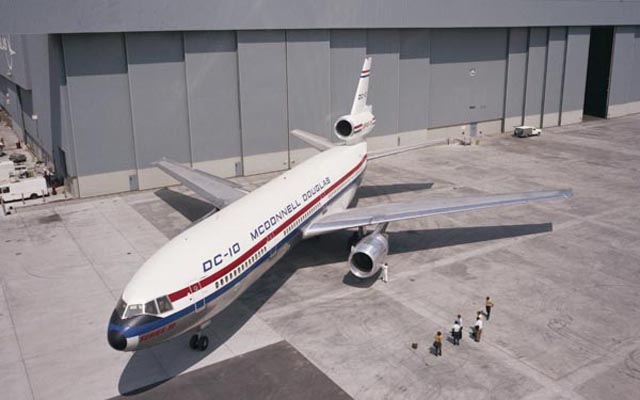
[268,233,277,258]
[188,279,206,313]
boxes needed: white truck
[514,126,542,138]
[0,176,48,202]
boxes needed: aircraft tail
[350,57,372,115]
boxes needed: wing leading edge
[304,189,573,237]
[154,159,247,209]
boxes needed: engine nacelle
[333,110,375,142]
[349,232,388,279]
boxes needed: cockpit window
[145,300,159,315]
[156,296,173,313]
[125,304,143,318]
[115,298,127,318]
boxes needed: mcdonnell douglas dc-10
[107,57,572,352]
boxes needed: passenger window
[156,296,173,313]
[145,300,158,315]
[215,281,219,289]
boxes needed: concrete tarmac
[1,115,640,399]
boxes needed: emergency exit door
[188,279,206,312]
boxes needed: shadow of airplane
[154,188,215,223]
[117,217,551,395]
[356,182,434,199]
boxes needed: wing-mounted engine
[334,56,375,143]
[348,232,388,279]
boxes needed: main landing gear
[189,333,209,351]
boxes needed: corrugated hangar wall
[2,26,639,197]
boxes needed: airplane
[107,57,572,352]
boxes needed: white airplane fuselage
[108,141,367,351]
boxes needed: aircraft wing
[304,189,572,237]
[290,130,336,151]
[154,158,247,209]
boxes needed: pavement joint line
[94,197,147,261]
[559,335,640,386]
[56,203,119,301]
[373,281,588,400]
[1,278,36,400]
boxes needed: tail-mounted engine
[348,232,388,279]
[333,111,376,142]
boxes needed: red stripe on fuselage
[167,154,367,302]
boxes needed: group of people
[432,296,494,357]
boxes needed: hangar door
[583,27,614,118]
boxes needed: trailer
[0,176,48,202]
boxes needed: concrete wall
[608,26,640,118]
[430,28,508,130]
[3,1,640,34]
[503,28,528,131]
[561,27,590,125]
[542,27,567,128]
[184,31,243,177]
[6,25,640,198]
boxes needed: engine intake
[349,232,388,279]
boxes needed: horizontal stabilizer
[290,129,336,151]
[304,189,573,237]
[154,158,247,209]
[368,139,448,160]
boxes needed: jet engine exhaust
[335,119,353,138]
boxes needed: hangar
[0,1,639,198]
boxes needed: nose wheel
[189,334,209,351]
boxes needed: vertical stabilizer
[350,57,372,115]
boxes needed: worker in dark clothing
[485,296,494,320]
[433,331,443,356]
[474,316,483,342]
[456,314,464,340]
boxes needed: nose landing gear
[189,333,209,351]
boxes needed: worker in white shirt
[380,262,388,283]
[474,316,483,342]
[451,321,462,345]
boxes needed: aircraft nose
[108,329,127,351]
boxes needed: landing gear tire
[189,334,199,350]
[197,336,209,351]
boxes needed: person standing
[485,296,494,320]
[456,314,464,342]
[381,262,389,283]
[433,331,443,356]
[451,321,462,345]
[474,316,483,342]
